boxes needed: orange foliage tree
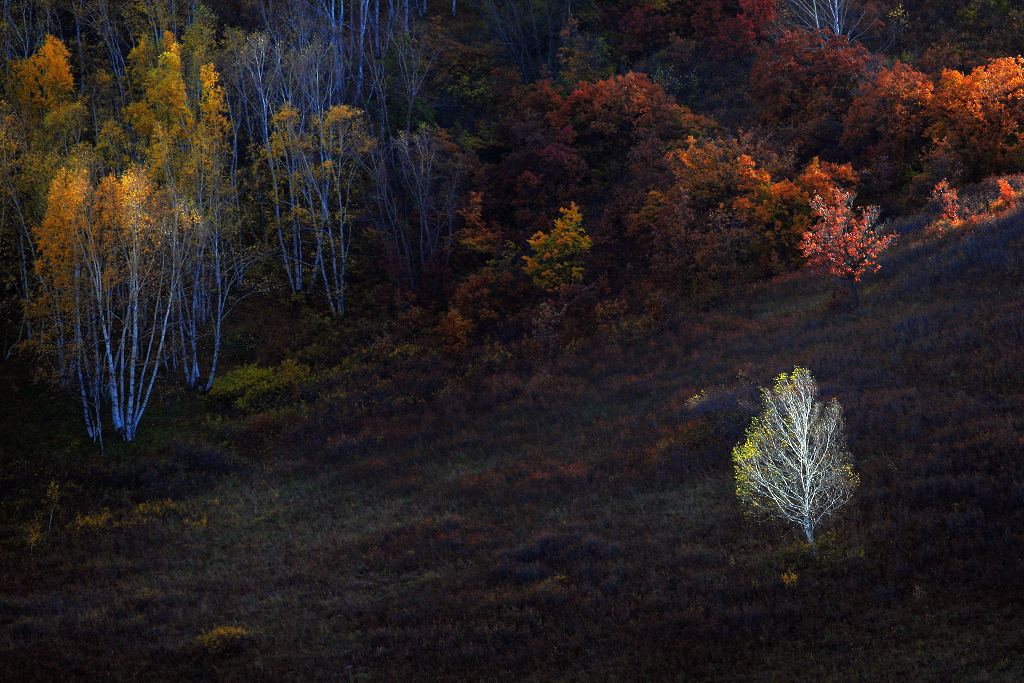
[547,72,700,186]
[800,185,896,308]
[928,57,1024,181]
[842,61,934,194]
[734,156,859,270]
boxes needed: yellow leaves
[317,105,375,157]
[198,63,229,145]
[268,103,299,157]
[128,34,193,146]
[523,202,591,292]
[196,625,252,654]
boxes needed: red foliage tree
[800,185,896,308]
[484,80,589,238]
[544,73,715,287]
[548,72,706,184]
[691,0,777,56]
[735,156,859,270]
[929,179,961,235]
[750,29,873,159]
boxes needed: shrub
[209,359,314,412]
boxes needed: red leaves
[548,73,692,172]
[842,62,933,192]
[800,184,896,287]
[750,29,873,157]
[929,180,961,234]
[691,0,777,55]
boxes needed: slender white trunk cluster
[225,6,461,298]
[470,0,571,80]
[33,166,185,443]
[782,0,873,41]
[368,126,464,293]
[268,103,373,315]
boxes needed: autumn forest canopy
[3,0,1024,441]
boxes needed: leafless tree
[780,0,875,41]
[369,125,464,293]
[470,0,570,81]
[732,367,859,555]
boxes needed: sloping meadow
[4,210,1024,679]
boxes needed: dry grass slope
[3,207,1024,679]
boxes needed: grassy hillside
[3,206,1024,680]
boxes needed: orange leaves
[662,137,857,270]
[993,178,1018,213]
[33,166,91,297]
[7,35,85,158]
[840,55,1024,188]
[10,35,74,125]
[929,180,961,235]
[842,62,933,191]
[928,57,1024,180]
[548,72,704,179]
[457,191,502,255]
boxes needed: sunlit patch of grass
[196,625,253,655]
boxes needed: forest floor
[3,207,1024,680]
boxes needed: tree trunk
[804,521,816,557]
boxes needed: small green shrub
[209,359,314,412]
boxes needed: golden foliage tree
[523,202,591,292]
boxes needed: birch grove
[32,164,185,443]
[7,5,471,441]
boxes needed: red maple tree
[800,185,896,308]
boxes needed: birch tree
[781,0,875,41]
[269,102,373,314]
[732,367,859,555]
[1,35,87,357]
[369,125,464,293]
